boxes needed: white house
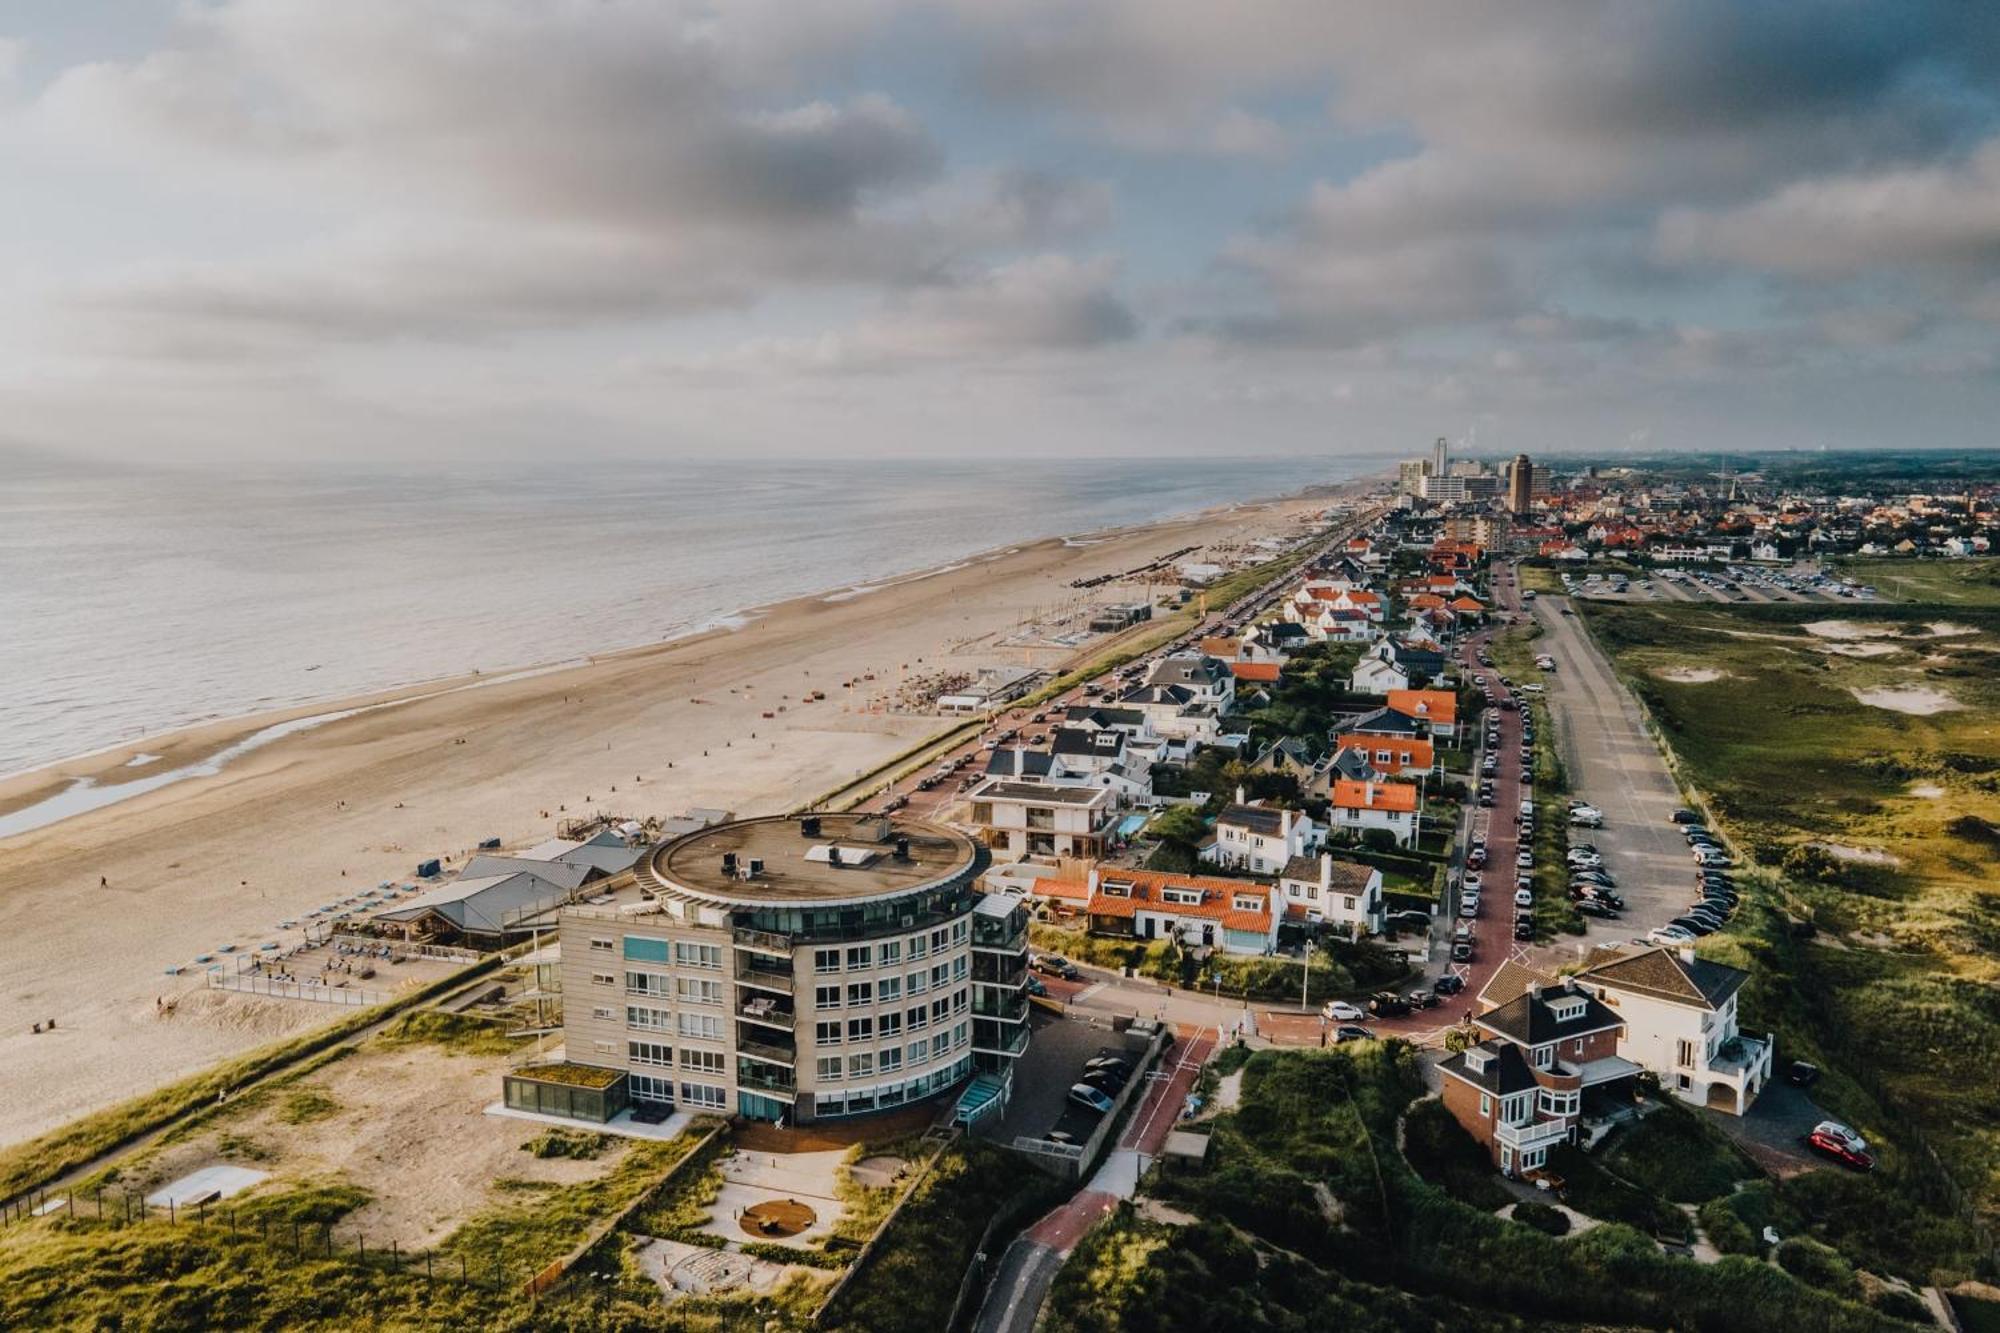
[1330,779,1419,847]
[1349,639,1447,695]
[966,780,1118,862]
[1201,793,1319,874]
[1080,868,1281,955]
[1278,853,1384,936]
[1575,946,1774,1115]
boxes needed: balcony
[736,1064,797,1100]
[1494,1116,1571,1150]
[734,960,796,994]
[736,1033,797,1067]
[972,1023,1030,1058]
[737,994,795,1030]
[733,927,793,957]
[971,955,1028,988]
[972,991,1029,1024]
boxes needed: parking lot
[989,1010,1148,1146]
[1524,592,1706,955]
[1560,563,1872,609]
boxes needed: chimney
[1235,784,1247,805]
[1087,864,1101,898]
[1320,851,1333,891]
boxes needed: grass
[522,1128,612,1160]
[376,1008,530,1058]
[1601,1102,1758,1204]
[1832,557,2000,606]
[0,956,497,1204]
[1137,1044,1907,1332]
[0,1131,713,1331]
[276,1087,341,1126]
[1577,593,2000,1265]
[820,1140,1067,1333]
[1027,922,1391,1004]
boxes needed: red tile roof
[1060,868,1277,934]
[1387,688,1458,727]
[1229,660,1282,683]
[1331,779,1419,813]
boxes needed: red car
[1802,1121,1875,1171]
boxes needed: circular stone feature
[740,1198,816,1239]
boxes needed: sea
[0,451,1384,780]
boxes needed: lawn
[1576,594,2000,1272]
[1832,556,2000,606]
[1600,1101,1757,1205]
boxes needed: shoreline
[0,477,1349,839]
[0,478,1370,1148]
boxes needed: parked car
[1335,1025,1375,1044]
[1576,900,1619,919]
[1802,1121,1874,1171]
[1023,975,1049,998]
[1667,916,1716,936]
[1516,850,1535,868]
[1432,974,1466,997]
[1081,1068,1125,1095]
[1513,918,1536,940]
[1084,1055,1131,1076]
[1405,990,1441,1011]
[1570,807,1604,827]
[1451,941,1474,962]
[1648,925,1696,945]
[1369,992,1411,1017]
[1785,1060,1821,1088]
[1067,1084,1116,1115]
[1514,888,1534,907]
[1671,809,1702,824]
[1033,955,1081,981]
[1322,1000,1365,1022]
[1459,893,1481,917]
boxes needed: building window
[674,942,721,969]
[1343,896,1356,912]
[930,997,950,1024]
[931,928,950,953]
[625,970,670,997]
[931,963,950,988]
[952,921,968,944]
[908,935,928,961]
[676,1012,722,1040]
[908,970,928,996]
[879,1012,902,1038]
[878,941,902,966]
[931,1033,951,1059]
[845,945,873,969]
[814,1020,843,1045]
[847,1016,873,1041]
[817,1057,843,1081]
[628,1041,672,1067]
[630,1074,673,1104]
[952,956,968,981]
[879,1047,902,1073]
[952,988,968,1014]
[591,972,616,987]
[1479,1092,1491,1117]
[676,978,722,1006]
[589,937,615,954]
[907,1040,927,1066]
[623,937,668,963]
[847,1053,875,1078]
[626,1005,670,1031]
[681,1049,725,1074]
[846,982,873,1006]
[814,949,841,974]
[592,1006,615,1021]
[679,1082,727,1110]
[815,984,842,1009]
[907,1006,928,1031]
[878,976,902,1003]
[592,1040,616,1055]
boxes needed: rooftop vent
[894,837,911,861]
[746,857,764,879]
[722,851,738,877]
[800,815,822,838]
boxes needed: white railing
[207,972,388,1006]
[1495,1116,1571,1149]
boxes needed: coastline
[0,478,1368,1148]
[0,477,1345,837]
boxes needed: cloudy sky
[3,1,1997,466]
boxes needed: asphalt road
[1522,587,1703,960]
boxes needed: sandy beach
[0,490,1343,1148]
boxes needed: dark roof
[1120,684,1195,707]
[985,748,1055,778]
[1052,727,1123,757]
[1216,803,1287,837]
[1277,854,1376,891]
[1258,621,1311,643]
[1439,1041,1541,1096]
[1580,946,1749,1011]
[1478,983,1624,1048]
[1337,706,1423,738]
[1063,705,1148,729]
[1384,640,1446,671]
[1146,655,1230,689]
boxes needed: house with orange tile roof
[1386,687,1458,739]
[1065,866,1281,954]
[1334,734,1434,777]
[1329,778,1420,847]
[1227,659,1282,686]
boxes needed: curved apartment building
[516,812,1029,1126]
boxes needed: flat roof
[645,812,979,908]
[972,780,1111,805]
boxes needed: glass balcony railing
[734,961,796,994]
[736,1034,797,1067]
[737,996,795,1028]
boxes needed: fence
[521,1120,726,1299]
[812,1128,957,1324]
[207,972,389,1006]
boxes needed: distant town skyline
[2,2,1997,465]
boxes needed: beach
[0,489,1342,1148]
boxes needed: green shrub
[276,1088,340,1126]
[1698,1196,1762,1256]
[521,1128,610,1160]
[1871,1285,1932,1323]
[1777,1236,1861,1297]
[1401,1098,1513,1210]
[1512,1199,1570,1237]
[1603,1102,1757,1203]
[1549,1144,1689,1240]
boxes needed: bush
[1870,1286,1932,1323]
[1360,828,1399,853]
[522,1128,610,1160]
[1698,1196,1762,1256]
[1401,1098,1513,1210]
[1777,1236,1860,1297]
[1549,1144,1689,1241]
[1513,1199,1571,1237]
[1603,1102,1757,1203]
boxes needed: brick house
[1437,979,1630,1177]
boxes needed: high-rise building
[1507,454,1535,513]
[1433,436,1450,479]
[510,812,1026,1127]
[1398,458,1431,497]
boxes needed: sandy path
[0,494,1337,1148]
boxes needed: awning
[1576,1055,1643,1087]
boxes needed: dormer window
[1233,895,1261,912]
[1548,996,1587,1023]
[1101,879,1132,898]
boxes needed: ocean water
[0,453,1379,777]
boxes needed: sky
[1,1,1997,467]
